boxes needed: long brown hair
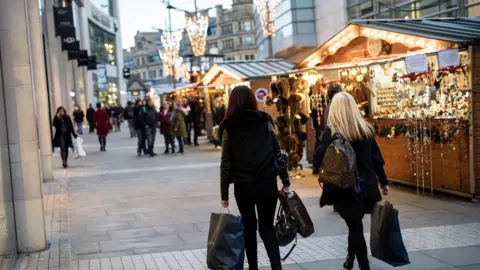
[226,86,258,116]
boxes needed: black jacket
[220,110,290,201]
[143,105,157,128]
[124,105,134,120]
[73,110,84,122]
[314,128,388,212]
[52,115,77,149]
[133,105,145,129]
[86,108,95,122]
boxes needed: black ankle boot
[343,253,355,269]
[358,259,370,270]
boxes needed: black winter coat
[143,105,157,128]
[86,108,95,122]
[133,105,145,129]
[73,110,84,122]
[220,110,290,201]
[52,115,77,149]
[314,128,388,213]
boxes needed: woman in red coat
[158,101,174,154]
[94,103,110,151]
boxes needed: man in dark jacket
[143,98,158,157]
[72,107,85,134]
[124,101,136,138]
[134,99,147,156]
[189,96,202,146]
[86,104,95,134]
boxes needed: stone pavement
[15,128,480,269]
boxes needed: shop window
[88,22,116,64]
[296,22,315,34]
[294,9,314,21]
[293,0,313,8]
[250,54,255,60]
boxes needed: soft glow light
[185,12,209,56]
[347,32,354,38]
[255,0,281,37]
[160,32,181,76]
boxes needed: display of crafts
[269,76,309,173]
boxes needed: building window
[243,20,252,31]
[88,22,116,64]
[143,72,147,80]
[222,39,234,50]
[245,36,254,46]
[245,55,249,60]
[222,24,233,35]
[158,69,163,77]
[250,55,255,60]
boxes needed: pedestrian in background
[171,101,187,154]
[134,99,147,156]
[158,101,174,154]
[314,92,389,270]
[52,106,77,168]
[181,97,192,145]
[219,86,290,270]
[189,96,201,146]
[86,104,95,134]
[143,98,158,157]
[94,103,110,152]
[113,104,123,132]
[213,95,226,148]
[73,106,85,135]
[124,101,136,138]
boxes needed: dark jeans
[193,121,200,145]
[76,121,83,134]
[88,120,94,133]
[59,136,69,162]
[234,179,281,270]
[174,136,184,153]
[136,128,147,154]
[127,119,136,138]
[146,127,156,154]
[185,122,192,144]
[163,133,174,152]
[336,203,368,265]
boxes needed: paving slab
[421,246,480,267]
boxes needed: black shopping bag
[207,213,245,270]
[370,201,410,267]
[282,191,314,238]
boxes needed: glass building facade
[254,0,318,60]
[346,0,480,20]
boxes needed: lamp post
[254,0,281,59]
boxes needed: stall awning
[353,17,480,44]
[300,17,480,68]
[203,60,295,86]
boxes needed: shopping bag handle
[219,207,231,214]
[281,236,297,261]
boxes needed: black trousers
[59,136,69,162]
[193,120,200,145]
[98,136,106,149]
[234,180,281,270]
[163,133,174,152]
[336,203,368,265]
[88,120,94,133]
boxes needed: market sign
[405,54,428,74]
[77,50,89,66]
[53,6,74,36]
[438,49,460,68]
[67,41,81,60]
[255,88,268,103]
[367,38,382,57]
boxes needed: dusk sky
[116,0,231,49]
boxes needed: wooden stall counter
[374,119,471,196]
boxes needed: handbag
[282,191,314,238]
[275,192,298,261]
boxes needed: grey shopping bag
[207,212,245,270]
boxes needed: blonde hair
[327,92,374,141]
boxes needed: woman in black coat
[314,92,388,270]
[52,106,77,168]
[220,86,290,270]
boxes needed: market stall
[201,60,295,140]
[298,18,480,199]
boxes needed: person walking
[213,95,226,147]
[113,104,123,132]
[73,106,85,134]
[314,92,389,270]
[94,103,110,152]
[158,101,174,154]
[219,86,290,270]
[52,107,77,168]
[171,101,187,154]
[124,101,136,138]
[181,97,192,145]
[86,104,95,134]
[143,98,158,157]
[189,96,201,146]
[134,99,147,156]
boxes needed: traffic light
[123,67,130,79]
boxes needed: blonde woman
[314,92,389,270]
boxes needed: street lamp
[254,0,281,59]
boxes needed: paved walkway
[15,127,480,269]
